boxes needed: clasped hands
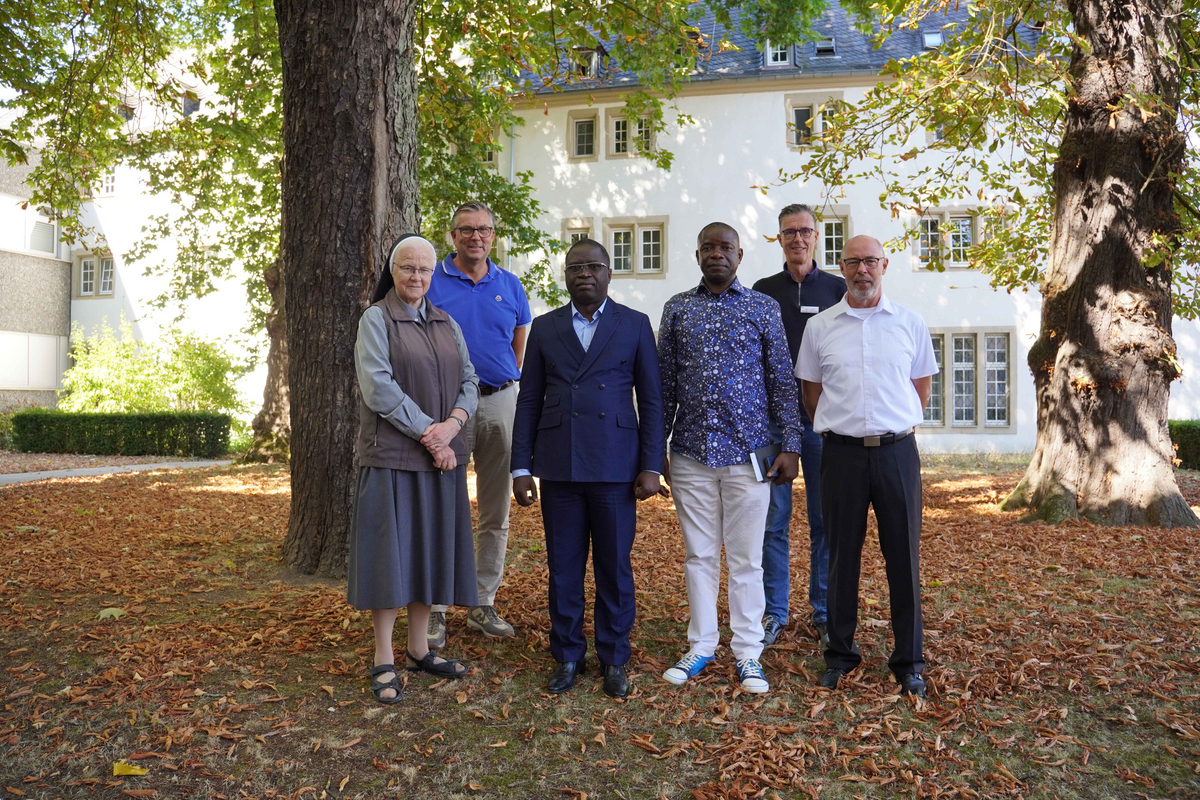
[420,413,466,471]
[513,471,669,508]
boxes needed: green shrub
[59,317,248,416]
[1169,420,1200,470]
[0,412,13,450]
[12,410,231,458]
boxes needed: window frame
[919,327,1017,433]
[913,207,984,269]
[784,91,842,150]
[951,333,977,427]
[566,109,600,163]
[605,108,656,158]
[610,227,634,273]
[922,334,945,426]
[984,332,1010,427]
[79,257,96,297]
[601,216,670,279]
[99,257,115,295]
[764,41,791,67]
[922,31,944,50]
[814,37,837,56]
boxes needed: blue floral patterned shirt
[658,278,802,468]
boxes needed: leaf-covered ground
[1,458,1198,799]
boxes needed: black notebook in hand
[749,442,783,482]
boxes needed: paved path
[0,460,233,486]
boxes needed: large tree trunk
[275,0,420,576]
[1001,0,1198,527]
[242,258,291,464]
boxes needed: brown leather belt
[822,429,913,447]
[479,380,515,397]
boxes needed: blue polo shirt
[426,254,532,387]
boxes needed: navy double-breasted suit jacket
[511,300,665,482]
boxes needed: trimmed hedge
[12,410,231,458]
[1170,420,1200,470]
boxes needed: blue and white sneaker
[662,652,714,686]
[736,658,770,694]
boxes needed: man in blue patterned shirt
[657,222,802,695]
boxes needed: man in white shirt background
[796,235,937,698]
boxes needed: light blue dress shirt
[571,298,608,351]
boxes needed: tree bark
[1001,0,1198,527]
[242,258,291,464]
[275,0,420,576]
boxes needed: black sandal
[405,648,468,679]
[369,664,403,704]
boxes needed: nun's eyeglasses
[395,265,435,277]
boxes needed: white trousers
[669,450,771,661]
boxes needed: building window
[609,115,652,156]
[81,258,95,296]
[641,227,663,272]
[183,92,201,117]
[602,217,669,277]
[28,220,55,254]
[573,118,595,158]
[919,218,940,262]
[576,50,600,79]
[98,172,116,196]
[947,216,973,264]
[823,219,845,267]
[952,333,976,426]
[611,228,633,273]
[568,228,590,244]
[815,37,836,56]
[765,41,790,66]
[793,107,813,145]
[923,334,945,425]
[923,31,943,50]
[985,333,1009,426]
[613,118,629,154]
[99,258,114,295]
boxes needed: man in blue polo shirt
[751,203,847,649]
[425,201,533,647]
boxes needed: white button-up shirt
[796,294,937,437]
[571,298,607,351]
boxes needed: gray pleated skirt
[346,465,479,610]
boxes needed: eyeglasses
[841,257,882,269]
[780,227,817,240]
[394,265,435,277]
[453,225,495,238]
[565,261,609,275]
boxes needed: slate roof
[530,1,1044,93]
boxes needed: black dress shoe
[601,664,629,698]
[547,660,585,693]
[899,673,926,698]
[819,667,847,689]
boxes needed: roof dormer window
[922,31,943,50]
[815,37,836,56]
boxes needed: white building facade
[498,14,1200,453]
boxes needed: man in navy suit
[511,238,666,698]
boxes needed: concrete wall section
[0,389,57,413]
[0,249,71,336]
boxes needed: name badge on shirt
[800,305,821,314]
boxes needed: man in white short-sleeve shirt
[796,235,937,698]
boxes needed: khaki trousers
[434,381,516,611]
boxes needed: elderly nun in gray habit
[348,233,480,704]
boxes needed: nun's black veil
[370,232,424,303]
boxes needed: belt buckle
[864,435,881,447]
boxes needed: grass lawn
[1,458,1198,799]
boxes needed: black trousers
[820,435,924,676]
[540,480,637,666]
